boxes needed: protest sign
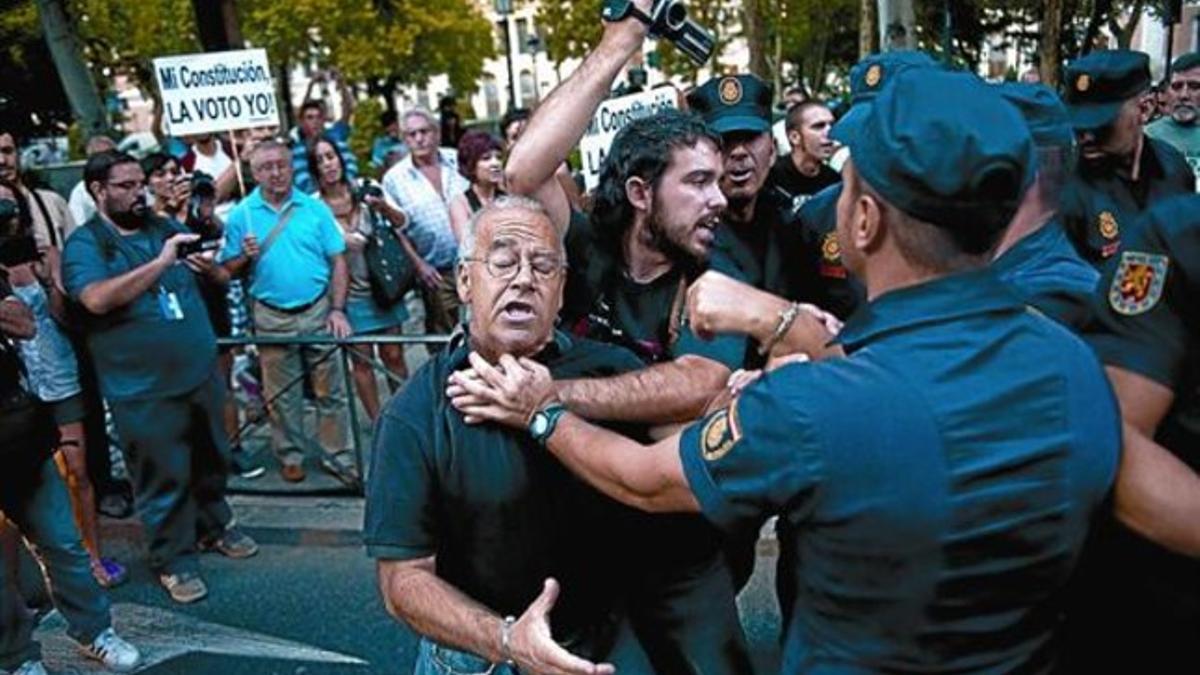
[154,49,278,136]
[579,88,680,190]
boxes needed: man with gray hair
[219,139,355,485]
[366,196,656,674]
[380,109,469,342]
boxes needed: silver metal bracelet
[758,302,803,357]
[499,615,516,665]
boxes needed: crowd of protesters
[3,1,1200,671]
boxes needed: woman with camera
[311,136,417,421]
[0,177,128,589]
[447,130,505,244]
[141,153,263,480]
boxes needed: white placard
[154,49,278,136]
[579,89,680,191]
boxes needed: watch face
[531,414,548,436]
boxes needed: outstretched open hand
[447,352,558,427]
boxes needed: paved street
[32,496,782,674]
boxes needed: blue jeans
[1,455,111,670]
[413,639,516,675]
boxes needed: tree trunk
[1109,0,1147,50]
[1040,0,1065,87]
[193,0,244,51]
[34,0,108,137]
[860,0,879,58]
[745,0,770,81]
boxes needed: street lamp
[494,0,517,111]
[526,33,543,103]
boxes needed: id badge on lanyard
[157,285,184,321]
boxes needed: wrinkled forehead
[478,207,560,252]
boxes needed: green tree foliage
[0,0,73,136]
[240,0,494,96]
[537,0,604,65]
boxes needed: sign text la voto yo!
[154,49,279,136]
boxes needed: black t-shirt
[364,330,645,651]
[768,155,841,214]
[563,211,747,369]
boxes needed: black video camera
[354,181,385,205]
[0,198,39,268]
[601,0,716,66]
[187,171,217,227]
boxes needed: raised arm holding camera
[62,150,257,606]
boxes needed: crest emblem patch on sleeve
[701,408,737,462]
[1108,251,1169,316]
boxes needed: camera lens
[663,1,688,31]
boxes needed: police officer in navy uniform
[452,67,1122,674]
[787,51,942,321]
[991,82,1099,331]
[1068,192,1200,672]
[1059,50,1194,267]
[688,74,800,302]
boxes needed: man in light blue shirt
[381,108,468,340]
[220,139,355,485]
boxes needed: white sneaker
[11,660,48,675]
[80,627,141,672]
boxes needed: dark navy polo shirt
[679,269,1120,673]
[364,330,645,646]
[1060,136,1194,267]
[991,221,1100,332]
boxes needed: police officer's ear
[625,176,653,216]
[1136,92,1157,124]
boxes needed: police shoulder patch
[821,231,841,262]
[701,407,738,462]
[1098,211,1119,240]
[865,64,883,88]
[1109,250,1169,316]
[719,77,743,105]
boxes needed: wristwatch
[529,402,567,446]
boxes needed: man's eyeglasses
[462,249,566,281]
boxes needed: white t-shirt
[68,181,96,228]
[192,145,233,180]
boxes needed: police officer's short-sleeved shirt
[1088,193,1200,468]
[1060,136,1194,266]
[62,216,216,402]
[679,269,1120,673]
[991,221,1100,332]
[563,211,746,369]
[364,330,645,648]
[792,183,865,320]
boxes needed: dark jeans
[1,455,111,669]
[109,372,232,575]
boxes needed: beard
[1172,103,1197,125]
[110,201,149,230]
[646,202,707,274]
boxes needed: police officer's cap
[687,74,773,135]
[837,69,1035,233]
[832,51,940,143]
[1063,50,1151,130]
[1172,51,1200,74]
[997,82,1074,149]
